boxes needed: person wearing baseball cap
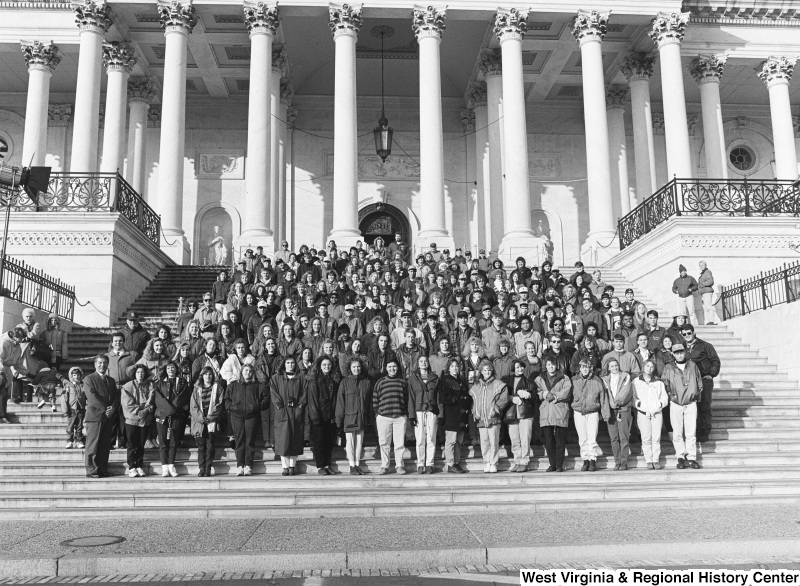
[119,311,151,357]
[661,342,702,469]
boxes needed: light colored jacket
[469,376,509,428]
[220,353,255,384]
[534,373,573,428]
[633,376,669,416]
[601,372,633,411]
[121,380,155,427]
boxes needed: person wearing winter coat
[427,337,452,377]
[121,364,155,477]
[600,334,640,377]
[42,314,68,371]
[662,344,703,469]
[601,358,634,470]
[127,338,169,381]
[61,366,86,449]
[534,356,573,472]
[306,356,339,475]
[492,340,515,381]
[672,264,699,325]
[220,339,256,385]
[698,261,720,325]
[225,363,269,476]
[373,359,410,474]
[153,361,191,477]
[407,356,439,474]
[469,360,509,473]
[571,359,610,472]
[335,359,372,475]
[190,366,225,477]
[437,358,471,473]
[502,360,536,473]
[191,338,223,384]
[270,356,307,475]
[633,360,669,469]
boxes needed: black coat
[153,377,190,420]
[437,374,471,432]
[306,373,338,425]
[225,380,269,419]
[501,373,537,421]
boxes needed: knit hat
[679,264,687,272]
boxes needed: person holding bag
[154,361,190,477]
[190,366,225,477]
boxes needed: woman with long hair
[306,356,340,475]
[154,361,190,477]
[120,364,155,477]
[190,366,224,476]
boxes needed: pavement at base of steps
[2,505,800,578]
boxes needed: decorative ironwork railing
[0,256,75,321]
[720,261,800,321]
[6,172,161,246]
[618,178,800,250]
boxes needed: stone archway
[194,205,235,266]
[358,203,411,246]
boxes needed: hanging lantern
[373,115,393,162]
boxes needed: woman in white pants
[633,360,669,469]
[570,359,610,472]
[407,356,440,474]
[469,360,509,473]
[502,359,537,473]
[335,359,372,475]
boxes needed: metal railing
[0,256,75,321]
[6,172,161,246]
[618,178,800,250]
[720,261,800,321]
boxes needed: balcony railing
[720,261,800,321]
[6,172,161,246]
[0,256,75,321]
[618,178,800,250]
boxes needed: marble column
[652,112,668,186]
[126,77,156,196]
[241,1,278,253]
[70,0,110,173]
[494,8,540,262]
[269,50,284,243]
[573,9,617,259]
[690,54,728,179]
[621,52,658,200]
[461,107,479,253]
[413,5,452,249]
[606,84,631,215]
[100,42,135,174]
[479,48,505,252]
[279,77,293,246]
[758,56,799,180]
[156,0,196,263]
[46,104,72,171]
[328,2,362,247]
[650,12,693,179]
[467,81,489,254]
[20,41,61,167]
[285,106,297,248]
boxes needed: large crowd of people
[0,234,722,479]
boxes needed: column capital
[48,104,73,127]
[72,0,111,33]
[158,1,197,34]
[460,108,475,133]
[649,11,690,48]
[272,45,287,74]
[572,9,609,45]
[128,76,157,104]
[758,55,796,87]
[412,5,446,40]
[20,40,61,72]
[465,81,487,108]
[689,54,727,84]
[243,1,279,37]
[652,111,665,135]
[494,7,529,43]
[102,41,136,73]
[478,48,502,78]
[329,3,362,38]
[620,52,656,82]
[280,77,294,105]
[605,84,629,110]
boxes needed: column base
[581,231,621,265]
[327,228,363,250]
[161,229,191,265]
[237,230,275,258]
[497,232,545,266]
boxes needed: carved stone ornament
[650,11,690,48]
[128,76,157,104]
[21,41,61,71]
[412,5,446,40]
[48,104,72,127]
[465,81,487,108]
[757,55,796,86]
[494,7,529,42]
[102,42,136,72]
[287,106,298,128]
[479,48,502,78]
[243,1,279,36]
[148,104,162,127]
[272,46,287,73]
[157,1,197,33]
[689,54,727,84]
[572,9,609,45]
[687,113,701,136]
[460,108,475,132]
[6,232,114,246]
[652,111,665,135]
[605,84,629,109]
[280,77,293,104]
[72,0,111,33]
[329,3,363,37]
[620,52,656,81]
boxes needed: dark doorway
[358,203,411,246]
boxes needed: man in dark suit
[83,354,120,478]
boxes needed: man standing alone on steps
[698,261,720,325]
[680,324,720,444]
[672,264,699,325]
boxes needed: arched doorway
[195,206,234,266]
[358,203,411,246]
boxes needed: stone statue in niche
[208,225,228,266]
[532,217,553,266]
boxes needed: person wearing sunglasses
[679,324,720,444]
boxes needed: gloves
[512,396,522,406]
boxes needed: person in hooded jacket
[535,356,573,472]
[502,359,537,472]
[571,358,610,472]
[437,358,471,473]
[270,356,307,475]
[120,364,155,477]
[407,355,439,474]
[601,357,634,470]
[633,359,669,469]
[306,355,340,475]
[469,360,509,473]
[225,363,269,476]
[190,366,224,477]
[153,361,190,477]
[335,359,372,475]
[661,343,703,469]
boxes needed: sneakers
[136,468,146,477]
[378,467,389,475]
[51,405,58,413]
[208,467,215,476]
[75,441,85,449]
[65,441,74,449]
[396,466,407,475]
[234,466,244,476]
[243,466,252,476]
[144,440,156,449]
[37,400,46,409]
[168,464,179,477]
[488,464,498,473]
[161,465,170,477]
[484,463,491,473]
[688,460,702,469]
[127,468,138,478]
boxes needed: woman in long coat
[270,355,307,475]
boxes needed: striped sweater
[372,375,408,418]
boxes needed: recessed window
[729,146,755,171]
